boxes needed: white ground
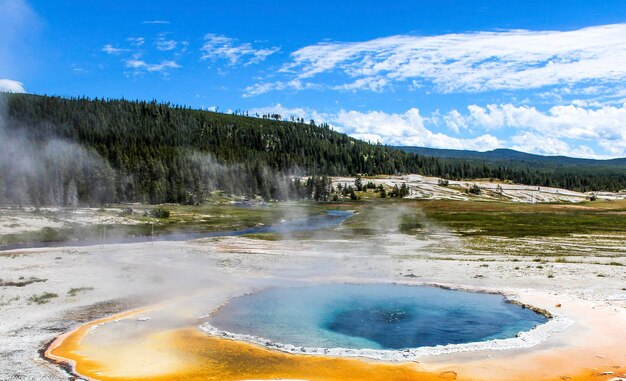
[332,174,626,203]
[0,207,139,235]
[1,223,625,380]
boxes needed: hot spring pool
[209,284,548,350]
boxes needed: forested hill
[0,93,624,206]
[397,146,626,167]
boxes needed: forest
[1,93,624,206]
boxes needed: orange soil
[46,310,623,381]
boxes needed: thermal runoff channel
[209,284,547,350]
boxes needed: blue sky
[2,0,626,158]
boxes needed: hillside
[397,147,626,167]
[1,93,625,206]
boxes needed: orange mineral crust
[47,311,623,381]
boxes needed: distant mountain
[396,147,626,168]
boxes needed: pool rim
[200,281,573,362]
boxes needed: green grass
[339,199,408,235]
[415,199,626,238]
[336,198,626,240]
[241,233,280,241]
[0,277,47,287]
[2,198,624,249]
[28,292,58,305]
[399,214,426,234]
[67,287,94,297]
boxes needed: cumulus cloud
[461,103,626,141]
[243,24,626,96]
[248,104,501,151]
[510,132,606,158]
[443,103,626,157]
[201,34,280,66]
[443,110,467,133]
[0,79,26,93]
[510,132,572,156]
[247,102,626,158]
[334,108,502,150]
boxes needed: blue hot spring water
[209,284,547,350]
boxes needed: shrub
[120,207,134,216]
[468,184,481,195]
[28,292,58,305]
[150,207,170,219]
[67,287,94,297]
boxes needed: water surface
[0,210,352,251]
[210,284,547,350]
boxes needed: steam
[0,95,116,206]
[0,79,26,93]
[0,94,303,207]
[186,151,300,201]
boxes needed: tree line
[0,93,624,206]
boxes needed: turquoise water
[209,284,547,350]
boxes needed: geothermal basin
[206,284,549,354]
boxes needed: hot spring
[209,284,548,350]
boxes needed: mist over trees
[0,105,116,206]
[0,93,624,206]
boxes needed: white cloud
[201,34,280,66]
[243,80,319,98]
[125,59,181,74]
[332,77,389,92]
[247,102,626,157]
[510,132,572,156]
[249,104,503,150]
[102,44,126,55]
[333,108,502,150]
[103,33,188,76]
[443,110,467,133]
[443,102,626,157]
[127,37,145,47]
[142,20,170,24]
[0,79,26,93]
[462,103,626,142]
[262,24,626,95]
[156,38,177,51]
[510,132,607,158]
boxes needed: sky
[2,0,626,159]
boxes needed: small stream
[0,210,353,251]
